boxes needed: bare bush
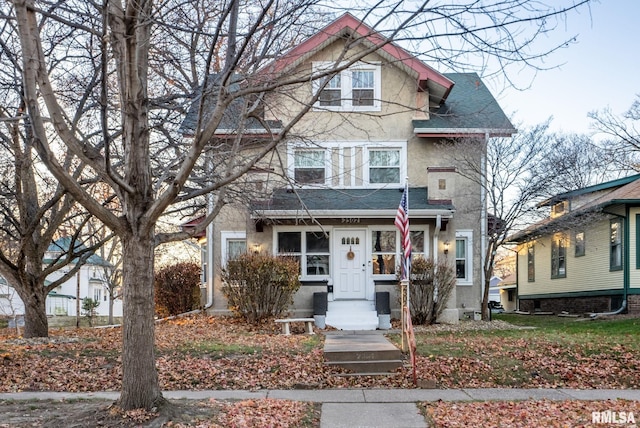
[154,262,201,317]
[401,257,456,325]
[221,254,301,324]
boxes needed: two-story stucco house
[186,14,514,328]
[509,174,640,315]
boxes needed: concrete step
[325,359,404,373]
[323,333,404,374]
[325,300,378,330]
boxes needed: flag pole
[404,177,410,313]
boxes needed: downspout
[433,215,441,304]
[434,215,441,264]
[480,132,488,311]
[590,208,628,317]
[205,194,215,309]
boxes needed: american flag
[394,184,411,280]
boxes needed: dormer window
[551,200,569,218]
[314,62,381,111]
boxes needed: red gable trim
[268,13,453,92]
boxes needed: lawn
[1,313,639,427]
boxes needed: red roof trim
[268,13,453,91]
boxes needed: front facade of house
[510,175,640,315]
[192,14,514,324]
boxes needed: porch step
[325,359,404,373]
[324,333,404,374]
[325,300,378,330]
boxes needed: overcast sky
[487,1,639,136]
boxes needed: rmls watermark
[592,410,636,425]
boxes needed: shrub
[81,297,100,326]
[398,257,456,325]
[154,262,201,317]
[221,253,301,324]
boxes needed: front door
[333,229,367,299]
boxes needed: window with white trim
[221,231,247,266]
[371,230,396,275]
[294,150,325,184]
[275,229,330,278]
[314,62,381,111]
[371,228,428,276]
[369,150,400,184]
[551,233,567,278]
[610,219,623,271]
[93,287,102,303]
[288,142,405,188]
[455,230,473,285]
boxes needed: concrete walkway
[2,389,639,428]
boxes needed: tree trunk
[117,235,163,410]
[22,290,49,338]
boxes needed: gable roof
[508,174,640,243]
[251,187,455,219]
[180,74,283,137]
[539,173,640,207]
[44,236,112,267]
[263,13,455,107]
[413,72,515,137]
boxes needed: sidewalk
[1,388,638,428]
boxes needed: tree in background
[7,0,592,410]
[590,95,640,172]
[154,262,201,318]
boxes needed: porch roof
[252,187,455,219]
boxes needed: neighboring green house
[184,13,515,328]
[509,174,640,315]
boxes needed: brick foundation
[519,295,623,315]
[628,295,640,315]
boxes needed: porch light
[443,241,450,255]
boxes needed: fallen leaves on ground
[423,399,640,428]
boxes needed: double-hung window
[221,231,247,266]
[314,62,381,111]
[610,219,623,270]
[527,244,535,282]
[369,150,400,184]
[294,150,325,184]
[551,233,567,278]
[455,230,473,285]
[371,230,396,275]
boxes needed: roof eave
[415,127,517,138]
[252,208,455,220]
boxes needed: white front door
[333,229,367,299]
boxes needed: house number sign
[341,218,360,223]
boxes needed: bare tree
[445,123,561,320]
[589,95,640,171]
[7,0,592,411]
[0,67,112,337]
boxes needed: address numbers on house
[341,218,360,223]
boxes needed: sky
[484,1,640,135]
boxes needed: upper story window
[314,62,381,112]
[289,142,405,188]
[369,150,400,184]
[294,150,325,184]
